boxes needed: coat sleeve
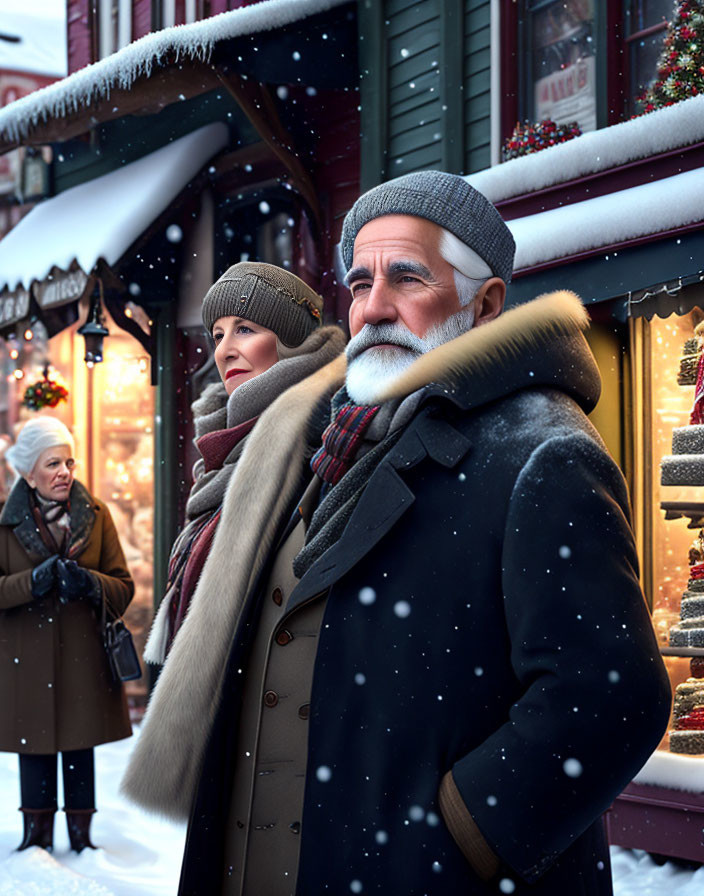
[0,567,33,610]
[442,433,672,883]
[90,503,135,619]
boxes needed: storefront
[0,307,154,704]
[465,91,704,861]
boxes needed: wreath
[22,367,69,410]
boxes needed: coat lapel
[284,409,472,613]
[0,478,51,563]
[0,478,97,563]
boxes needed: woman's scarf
[143,326,347,664]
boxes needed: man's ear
[473,277,506,327]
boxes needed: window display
[647,309,704,755]
[527,0,597,132]
[0,312,154,705]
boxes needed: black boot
[66,808,97,853]
[17,808,55,851]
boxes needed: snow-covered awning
[468,94,704,205]
[0,123,228,303]
[509,166,704,273]
[0,0,352,153]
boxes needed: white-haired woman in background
[0,417,134,853]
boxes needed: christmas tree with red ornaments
[640,0,704,112]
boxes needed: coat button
[263,690,279,708]
[272,588,283,606]
[275,629,293,646]
[298,703,310,720]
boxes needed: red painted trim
[627,20,669,42]
[512,220,704,280]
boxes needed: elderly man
[125,172,671,895]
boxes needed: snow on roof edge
[509,166,704,273]
[467,94,704,205]
[0,122,229,293]
[0,0,350,144]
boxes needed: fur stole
[121,353,347,818]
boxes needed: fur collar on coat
[121,290,598,819]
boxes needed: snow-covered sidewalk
[0,727,702,894]
[0,728,185,895]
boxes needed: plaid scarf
[310,396,381,487]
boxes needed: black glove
[31,555,60,599]
[56,558,99,606]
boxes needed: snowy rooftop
[0,0,349,146]
[509,165,704,272]
[0,1,67,79]
[0,123,228,293]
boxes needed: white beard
[345,305,475,405]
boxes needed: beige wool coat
[0,478,134,754]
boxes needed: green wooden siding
[387,0,443,178]
[464,0,491,174]
[358,0,492,190]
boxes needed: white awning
[0,122,228,295]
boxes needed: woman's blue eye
[237,325,254,334]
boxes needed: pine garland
[502,119,582,161]
[640,0,704,112]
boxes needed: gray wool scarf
[293,387,425,578]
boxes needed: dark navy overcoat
[180,325,671,895]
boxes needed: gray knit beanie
[341,171,515,284]
[202,261,323,348]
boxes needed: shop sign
[535,56,597,133]
[0,285,30,325]
[33,268,89,309]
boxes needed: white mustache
[345,324,425,364]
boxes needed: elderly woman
[0,417,134,853]
[144,261,345,663]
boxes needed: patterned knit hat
[202,262,323,348]
[340,170,515,284]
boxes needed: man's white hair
[438,227,492,307]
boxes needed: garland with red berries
[502,119,582,161]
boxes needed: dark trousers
[19,749,95,811]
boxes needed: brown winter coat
[0,478,134,754]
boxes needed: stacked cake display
[678,336,701,386]
[671,659,704,755]
[669,563,704,648]
[661,427,704,486]
[661,328,704,755]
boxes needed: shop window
[631,307,704,754]
[624,0,672,115]
[507,1,673,138]
[519,0,597,133]
[0,314,155,707]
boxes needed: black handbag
[101,596,142,683]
